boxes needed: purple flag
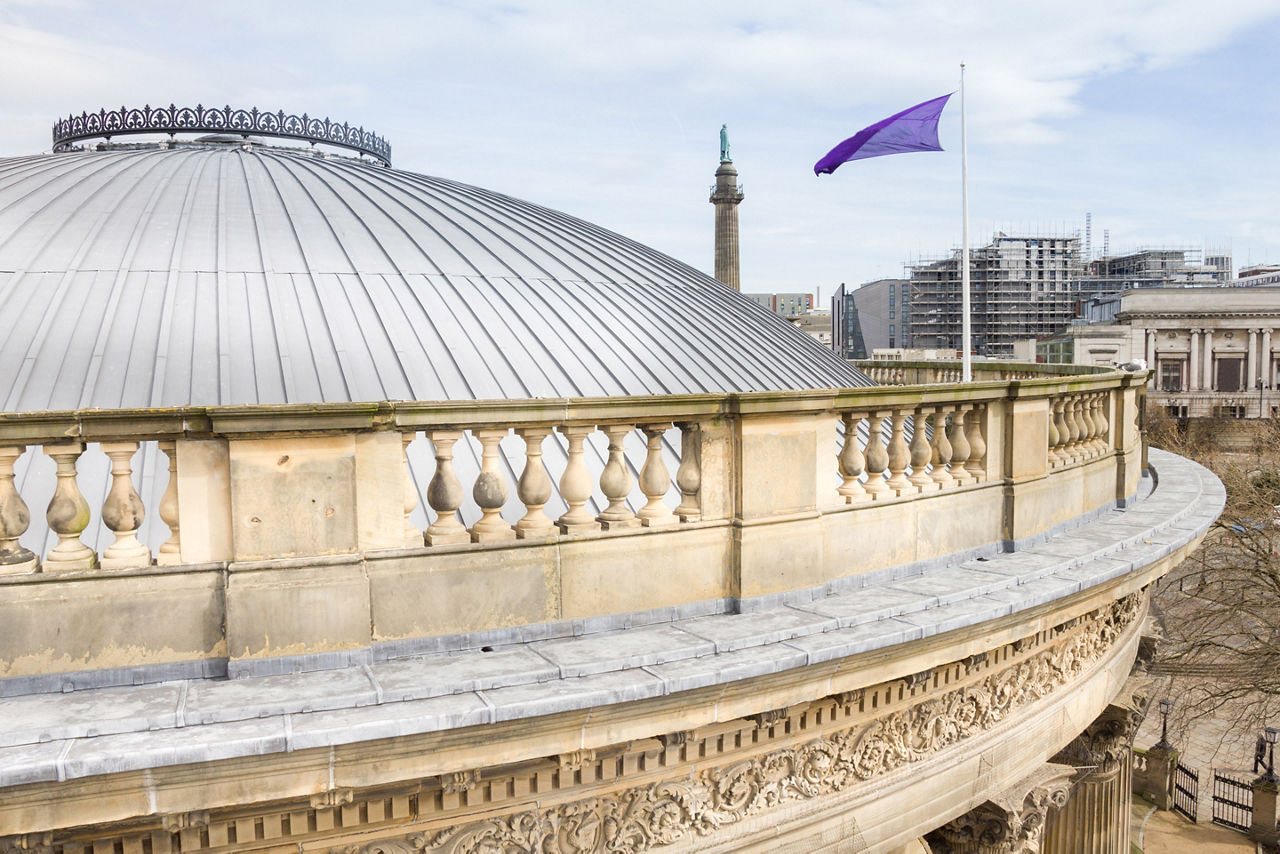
[814,93,952,176]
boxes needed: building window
[1160,361,1183,392]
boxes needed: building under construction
[906,235,1230,357]
[907,233,1083,357]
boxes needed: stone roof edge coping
[0,376,1134,445]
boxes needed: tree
[1146,406,1280,744]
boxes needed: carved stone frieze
[329,594,1143,854]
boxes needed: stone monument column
[1041,683,1150,854]
[926,764,1075,853]
[710,125,745,291]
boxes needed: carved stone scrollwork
[660,731,693,748]
[441,770,481,795]
[0,834,53,854]
[557,750,596,775]
[345,595,1141,854]
[928,764,1076,853]
[1051,677,1152,777]
[160,810,210,833]
[832,689,864,708]
[903,669,933,690]
[749,707,789,729]
[310,789,355,809]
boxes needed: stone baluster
[964,405,987,481]
[156,440,182,565]
[99,442,152,569]
[470,429,515,543]
[401,433,423,546]
[838,412,869,503]
[675,422,702,522]
[43,443,96,571]
[863,413,890,498]
[557,425,599,534]
[908,407,937,491]
[885,409,913,494]
[1046,399,1061,469]
[1094,393,1111,453]
[1068,396,1086,462]
[1079,395,1098,458]
[638,423,677,527]
[0,446,37,575]
[597,424,639,529]
[949,407,974,485]
[1060,397,1076,464]
[930,409,955,489]
[515,427,556,539]
[1052,398,1071,467]
[425,430,469,546]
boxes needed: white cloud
[0,0,1278,286]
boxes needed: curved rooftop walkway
[0,449,1222,788]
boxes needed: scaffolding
[905,237,1232,357]
[906,233,1083,357]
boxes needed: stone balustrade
[0,367,1147,687]
[854,359,1063,386]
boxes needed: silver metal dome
[0,142,868,411]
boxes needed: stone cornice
[0,593,1143,854]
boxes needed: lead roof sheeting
[0,146,868,410]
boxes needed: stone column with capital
[1041,680,1151,854]
[927,764,1075,853]
[1146,330,1157,388]
[1189,329,1200,391]
[1249,329,1259,390]
[1203,329,1214,391]
[1264,328,1274,389]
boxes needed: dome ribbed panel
[0,147,870,409]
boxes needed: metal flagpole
[960,62,972,382]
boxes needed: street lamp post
[1259,377,1264,419]
[1155,699,1173,750]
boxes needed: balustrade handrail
[0,369,1147,687]
[0,371,1139,445]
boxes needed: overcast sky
[3,0,1278,296]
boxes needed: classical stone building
[0,107,1223,853]
[1037,286,1280,419]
